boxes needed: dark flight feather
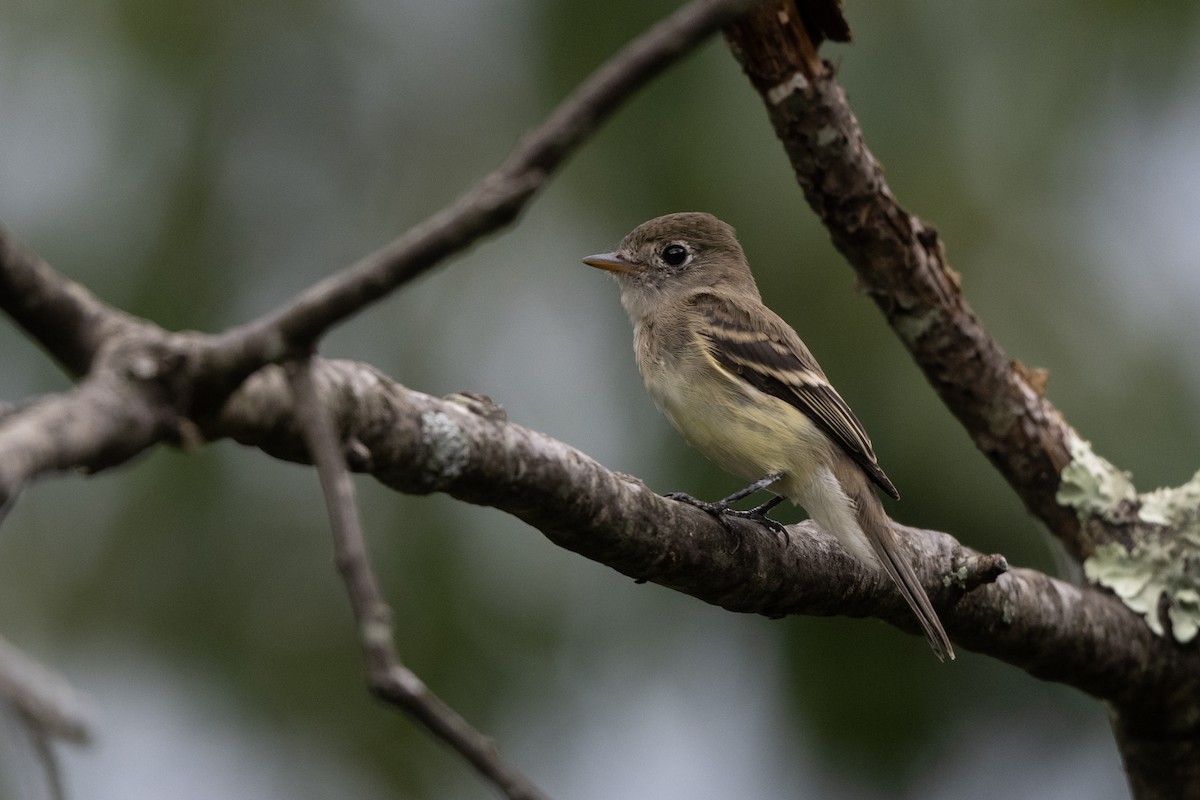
[692,293,900,501]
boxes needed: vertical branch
[286,358,552,800]
[724,2,1084,554]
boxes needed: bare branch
[212,358,1197,704]
[210,0,760,376]
[287,359,552,800]
[0,636,92,745]
[0,635,93,800]
[17,714,66,800]
[1,0,759,492]
[0,347,179,508]
[724,4,1088,555]
[0,226,146,378]
[721,11,1200,793]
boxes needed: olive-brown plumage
[584,212,953,660]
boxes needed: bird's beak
[583,252,641,274]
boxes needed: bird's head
[583,212,759,322]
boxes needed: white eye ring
[661,244,688,267]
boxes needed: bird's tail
[852,480,955,661]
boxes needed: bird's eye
[661,244,689,267]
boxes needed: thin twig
[286,358,552,800]
[0,635,93,800]
[0,636,92,745]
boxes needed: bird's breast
[634,323,828,488]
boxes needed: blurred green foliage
[3,0,1200,797]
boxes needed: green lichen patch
[1138,472,1200,528]
[1169,589,1200,644]
[1056,433,1136,523]
[1084,533,1200,644]
[941,564,969,590]
[1063,435,1200,643]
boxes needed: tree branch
[0,344,181,508]
[0,635,93,800]
[2,0,758,415]
[287,359,551,800]
[206,0,760,386]
[722,8,1200,795]
[723,3,1092,556]
[0,8,767,790]
[0,0,758,496]
[0,635,92,745]
[0,226,146,378]
[211,358,1198,704]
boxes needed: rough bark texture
[723,3,1200,797]
[725,3,1088,557]
[212,359,1198,708]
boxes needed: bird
[583,211,954,661]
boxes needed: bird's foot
[664,491,788,539]
[729,500,789,539]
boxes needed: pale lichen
[1000,597,1016,626]
[942,565,969,590]
[418,410,470,489]
[1137,473,1200,527]
[892,308,940,346]
[813,124,840,148]
[766,72,808,105]
[1083,532,1200,644]
[1062,433,1200,644]
[1055,433,1136,523]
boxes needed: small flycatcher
[584,212,953,660]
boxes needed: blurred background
[2,0,1200,797]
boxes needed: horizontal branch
[209,358,1196,704]
[0,343,182,507]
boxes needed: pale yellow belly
[643,360,830,495]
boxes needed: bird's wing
[691,292,899,500]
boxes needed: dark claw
[722,507,789,539]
